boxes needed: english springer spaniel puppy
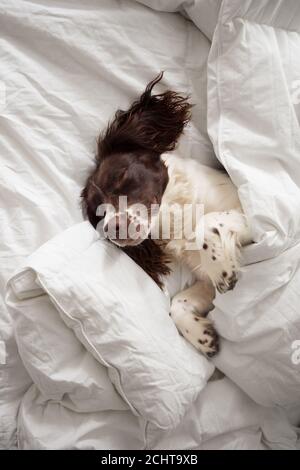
[81,72,251,357]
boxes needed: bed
[1,0,300,450]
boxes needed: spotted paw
[215,270,238,294]
[194,320,220,357]
[200,212,241,294]
[172,310,220,358]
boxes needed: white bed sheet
[0,0,214,449]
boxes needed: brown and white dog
[81,73,251,357]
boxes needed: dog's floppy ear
[124,239,171,289]
[97,71,193,159]
[81,177,104,228]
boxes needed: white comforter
[1,0,300,450]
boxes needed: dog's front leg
[199,210,251,293]
[170,280,219,357]
[171,278,215,316]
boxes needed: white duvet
[1,0,300,450]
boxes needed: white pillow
[6,278,127,414]
[8,222,213,431]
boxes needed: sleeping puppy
[81,72,252,358]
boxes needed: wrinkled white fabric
[135,0,222,40]
[207,0,300,408]
[1,0,300,450]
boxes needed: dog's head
[83,150,168,247]
[81,72,192,248]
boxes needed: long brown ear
[124,238,171,289]
[97,71,193,159]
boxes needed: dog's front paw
[171,303,220,357]
[215,270,238,294]
[201,240,238,293]
[188,318,220,357]
[200,212,241,293]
